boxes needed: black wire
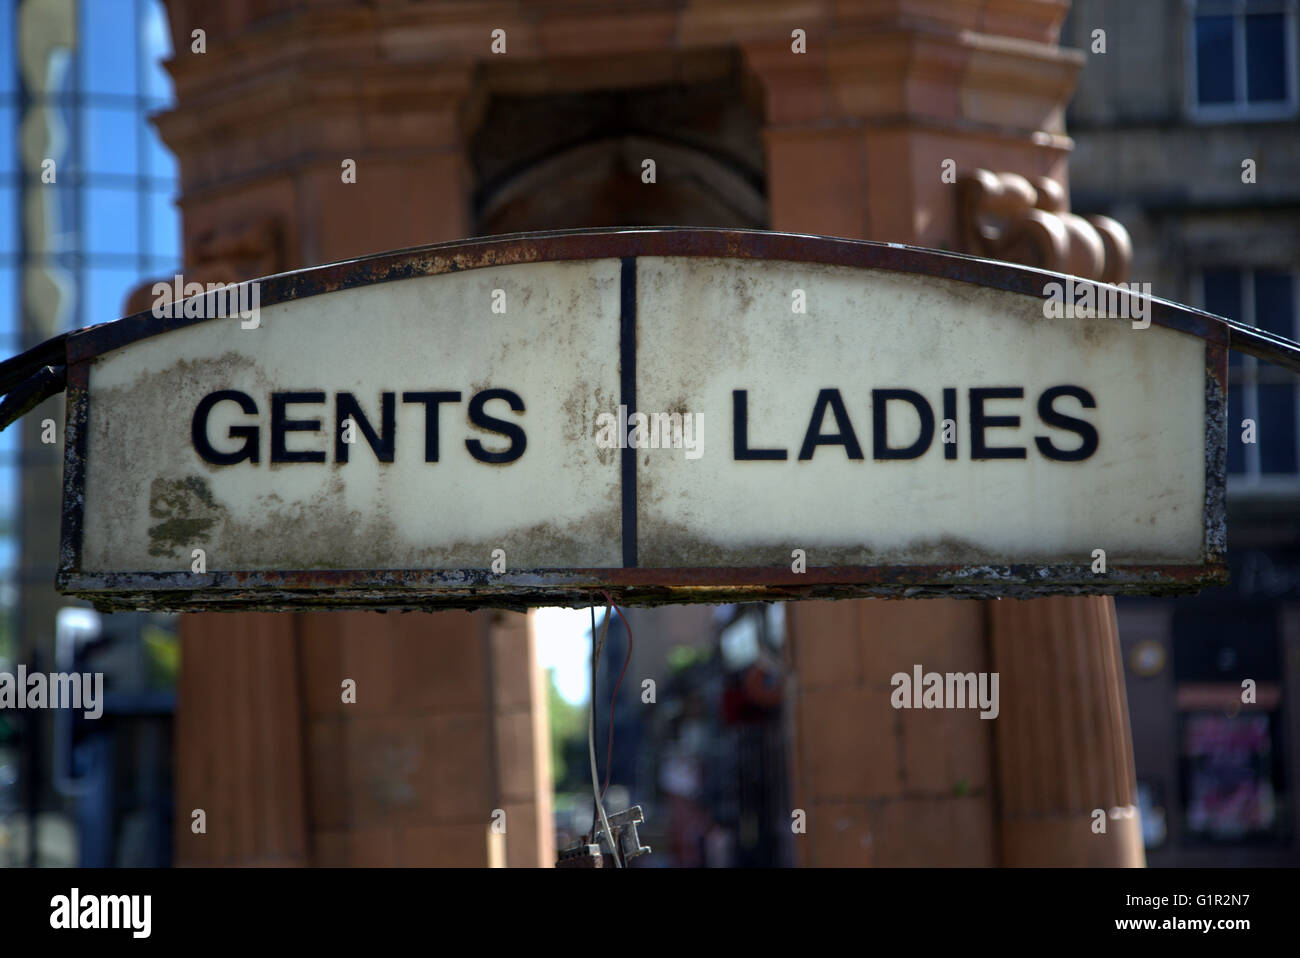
[587,604,599,845]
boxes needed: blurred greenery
[142,624,179,689]
[667,644,707,674]
[547,668,587,791]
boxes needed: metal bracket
[555,843,603,868]
[594,805,651,865]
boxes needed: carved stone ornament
[959,169,1131,285]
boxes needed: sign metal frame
[53,228,1229,611]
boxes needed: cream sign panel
[79,260,624,573]
[56,230,1227,610]
[634,256,1207,567]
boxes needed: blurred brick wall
[789,601,995,866]
[176,611,551,867]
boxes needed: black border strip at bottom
[5,864,1286,945]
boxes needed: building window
[1202,269,1300,488]
[1188,0,1298,119]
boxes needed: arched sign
[45,229,1228,610]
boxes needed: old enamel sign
[54,229,1227,610]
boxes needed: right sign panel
[634,256,1216,583]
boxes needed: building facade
[1066,0,1300,865]
[4,0,181,867]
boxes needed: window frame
[1202,267,1300,493]
[1186,0,1300,122]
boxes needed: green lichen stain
[147,476,224,558]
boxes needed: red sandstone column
[158,0,547,866]
[989,597,1144,865]
[737,0,1143,866]
[174,614,310,866]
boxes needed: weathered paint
[635,256,1205,567]
[54,228,1229,611]
[80,260,623,573]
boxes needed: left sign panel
[67,260,624,594]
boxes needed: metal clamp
[594,805,651,865]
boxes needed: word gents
[733,385,1098,462]
[192,388,527,465]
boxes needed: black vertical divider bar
[620,256,637,568]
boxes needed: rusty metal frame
[50,227,1231,611]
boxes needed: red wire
[599,591,633,801]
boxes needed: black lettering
[335,392,395,462]
[465,388,526,464]
[969,387,1026,459]
[872,389,934,460]
[799,389,864,460]
[192,390,259,465]
[733,390,787,460]
[271,391,326,463]
[401,391,462,462]
[1035,385,1099,461]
